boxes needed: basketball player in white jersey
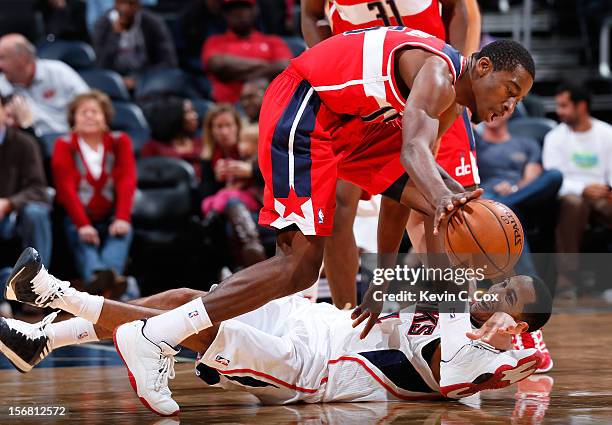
[0,251,549,412]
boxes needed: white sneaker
[114,320,180,416]
[440,341,542,399]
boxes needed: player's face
[469,276,536,323]
[211,111,239,149]
[471,59,533,124]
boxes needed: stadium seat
[283,36,307,57]
[508,117,557,145]
[39,132,67,158]
[129,157,215,294]
[38,40,96,70]
[192,99,214,123]
[135,68,193,99]
[79,69,130,101]
[110,102,150,153]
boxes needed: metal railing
[599,16,612,78]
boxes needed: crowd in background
[0,0,611,317]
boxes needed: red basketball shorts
[258,67,479,236]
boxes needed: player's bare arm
[301,0,331,47]
[397,50,482,234]
[440,0,482,56]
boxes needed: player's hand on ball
[433,188,484,235]
[351,285,383,339]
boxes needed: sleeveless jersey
[326,0,445,40]
[290,26,464,123]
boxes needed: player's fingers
[467,188,484,200]
[360,315,378,340]
[350,306,362,320]
[466,331,481,340]
[352,311,370,328]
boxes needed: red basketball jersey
[290,26,465,123]
[327,0,445,39]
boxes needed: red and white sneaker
[512,329,553,373]
[440,341,543,399]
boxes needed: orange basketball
[444,199,524,279]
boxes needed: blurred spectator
[36,0,89,42]
[543,83,612,296]
[52,91,136,295]
[0,33,89,136]
[201,0,292,103]
[86,0,157,34]
[179,0,226,61]
[0,95,52,269]
[92,0,177,91]
[200,104,267,268]
[239,78,267,124]
[478,114,563,211]
[476,112,562,274]
[141,96,203,179]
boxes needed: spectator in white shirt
[0,33,89,136]
[542,83,612,296]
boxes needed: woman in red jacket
[52,90,136,289]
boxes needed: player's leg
[324,180,361,308]
[0,285,213,374]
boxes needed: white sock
[439,301,472,362]
[143,297,211,347]
[50,289,104,324]
[47,318,99,350]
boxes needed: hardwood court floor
[0,310,611,424]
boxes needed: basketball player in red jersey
[11,28,536,414]
[302,0,481,309]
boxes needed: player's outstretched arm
[441,0,482,56]
[398,52,482,234]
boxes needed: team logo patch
[77,331,89,340]
[215,355,230,366]
[188,310,199,318]
[318,208,324,224]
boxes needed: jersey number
[367,0,404,26]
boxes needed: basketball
[444,199,524,279]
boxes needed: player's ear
[476,57,493,78]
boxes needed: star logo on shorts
[277,187,309,219]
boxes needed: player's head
[469,40,535,124]
[470,275,552,332]
[555,82,591,126]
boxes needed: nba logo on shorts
[77,331,89,340]
[318,209,324,224]
[215,355,230,366]
[188,310,199,318]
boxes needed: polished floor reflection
[0,309,611,424]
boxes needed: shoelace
[8,311,58,341]
[31,267,70,307]
[154,352,177,394]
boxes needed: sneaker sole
[0,340,32,373]
[113,325,180,417]
[440,352,542,398]
[536,358,553,373]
